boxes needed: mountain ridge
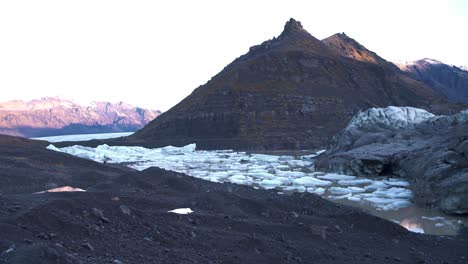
[322,32,399,71]
[0,97,160,137]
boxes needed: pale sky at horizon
[1,0,467,111]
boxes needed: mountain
[0,97,160,137]
[397,58,468,104]
[122,18,453,151]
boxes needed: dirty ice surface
[48,143,466,235]
[33,132,133,142]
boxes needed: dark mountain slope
[117,19,450,150]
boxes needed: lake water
[33,132,134,142]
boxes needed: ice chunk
[46,144,63,152]
[347,196,362,202]
[208,171,230,179]
[259,178,289,189]
[330,187,352,195]
[317,174,356,181]
[363,197,411,211]
[283,186,307,193]
[160,144,196,154]
[251,154,281,163]
[287,160,312,167]
[276,171,306,178]
[373,187,413,199]
[337,179,373,185]
[348,187,366,193]
[292,177,332,186]
[229,175,253,185]
[248,172,276,179]
[383,179,410,187]
[421,216,445,221]
[364,181,388,190]
[168,208,193,215]
[315,150,326,155]
[308,187,325,195]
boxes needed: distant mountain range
[118,18,458,151]
[397,58,468,104]
[0,97,160,137]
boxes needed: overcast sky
[1,0,467,111]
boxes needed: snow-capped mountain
[397,58,468,104]
[0,97,160,137]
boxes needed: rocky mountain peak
[331,32,352,41]
[244,18,328,56]
[281,18,304,35]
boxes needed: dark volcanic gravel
[0,136,467,263]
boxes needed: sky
[1,0,467,111]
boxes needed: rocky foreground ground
[0,135,467,264]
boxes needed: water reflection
[400,217,424,233]
[336,198,466,235]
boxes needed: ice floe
[337,179,373,186]
[317,174,356,181]
[292,177,332,187]
[49,143,414,212]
